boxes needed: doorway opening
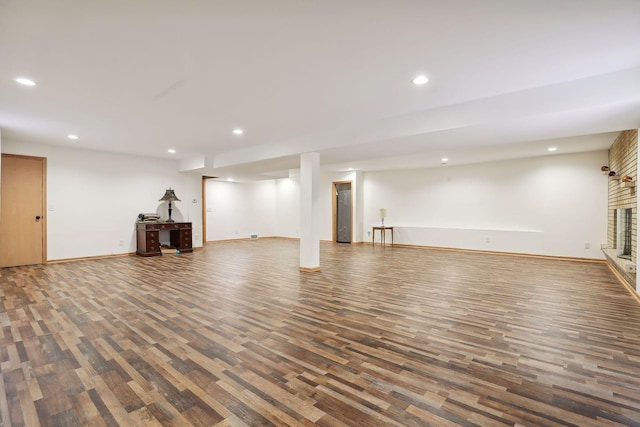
[202,176,217,245]
[332,181,352,243]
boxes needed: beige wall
[607,130,638,262]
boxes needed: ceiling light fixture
[227,178,233,182]
[67,134,79,140]
[441,157,448,164]
[548,147,558,152]
[412,75,429,85]
[232,129,244,135]
[167,149,176,154]
[15,77,36,86]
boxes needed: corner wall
[204,171,364,243]
[1,140,203,260]
[204,179,278,241]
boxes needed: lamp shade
[159,188,181,202]
[379,208,387,218]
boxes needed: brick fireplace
[606,129,638,287]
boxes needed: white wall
[205,171,363,242]
[205,179,277,241]
[275,178,300,238]
[0,136,610,260]
[363,151,609,258]
[202,150,608,259]
[2,140,203,260]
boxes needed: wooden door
[0,154,46,267]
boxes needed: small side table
[372,226,394,247]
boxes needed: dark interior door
[336,183,352,243]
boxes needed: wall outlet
[192,198,197,203]
[206,207,212,212]
[118,240,124,246]
[584,242,590,249]
[367,231,371,236]
[485,236,491,243]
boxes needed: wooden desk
[372,226,394,247]
[136,222,192,256]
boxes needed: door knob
[35,215,41,221]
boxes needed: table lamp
[159,188,181,222]
[380,208,387,227]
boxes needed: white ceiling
[1,0,640,181]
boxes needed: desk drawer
[146,231,159,252]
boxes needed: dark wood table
[372,226,394,247]
[136,222,192,256]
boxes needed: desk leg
[391,228,393,247]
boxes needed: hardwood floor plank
[70,390,108,427]
[87,387,120,427]
[2,240,640,426]
[0,373,11,427]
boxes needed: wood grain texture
[2,239,640,426]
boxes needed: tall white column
[354,170,364,243]
[300,152,320,271]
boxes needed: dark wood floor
[2,239,640,426]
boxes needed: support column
[300,152,320,272]
[354,170,364,243]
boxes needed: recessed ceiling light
[15,77,36,86]
[441,157,448,163]
[227,178,233,182]
[412,75,429,85]
[348,168,354,171]
[548,147,558,152]
[232,129,244,135]
[67,134,79,140]
[167,149,176,154]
